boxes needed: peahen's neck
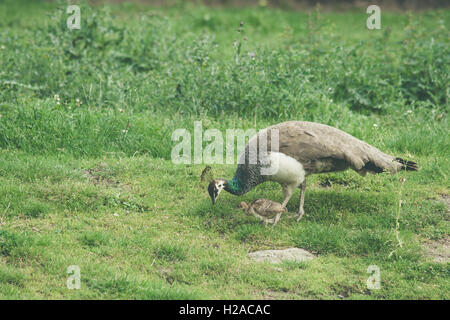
[225,173,257,196]
[225,176,246,196]
[224,163,264,196]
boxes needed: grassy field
[0,0,448,299]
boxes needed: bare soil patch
[423,237,450,263]
[423,195,450,263]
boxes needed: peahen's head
[208,179,226,205]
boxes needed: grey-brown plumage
[208,121,418,224]
[238,199,287,225]
[254,121,418,175]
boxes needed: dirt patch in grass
[423,237,450,263]
[83,163,119,186]
[82,162,137,191]
[83,163,134,192]
[423,195,450,263]
[438,194,450,218]
[259,289,295,300]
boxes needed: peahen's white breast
[263,151,306,187]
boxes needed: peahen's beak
[207,181,217,205]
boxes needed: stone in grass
[248,248,315,264]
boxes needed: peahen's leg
[296,180,306,221]
[281,185,294,208]
[274,185,295,225]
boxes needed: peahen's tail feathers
[395,157,419,171]
[358,155,419,175]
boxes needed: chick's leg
[248,208,272,225]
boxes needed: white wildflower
[54,94,61,105]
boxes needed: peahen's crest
[200,165,213,182]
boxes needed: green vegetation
[0,0,448,299]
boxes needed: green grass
[0,152,448,299]
[0,0,448,299]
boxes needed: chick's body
[238,199,287,225]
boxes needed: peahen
[208,121,418,225]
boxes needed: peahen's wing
[257,121,403,174]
